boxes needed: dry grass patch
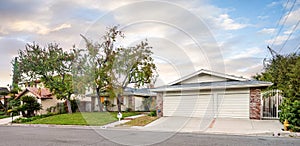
[123,116,158,126]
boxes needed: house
[15,87,61,115]
[77,87,156,112]
[152,69,272,119]
[0,87,10,109]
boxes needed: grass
[26,112,140,126]
[122,116,158,126]
[0,115,10,119]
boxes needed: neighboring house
[0,87,10,108]
[152,69,272,119]
[15,87,61,115]
[77,87,156,112]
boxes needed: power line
[271,0,297,48]
[278,18,300,53]
[265,0,291,60]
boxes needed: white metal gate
[261,89,283,119]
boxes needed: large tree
[75,27,122,111]
[112,40,157,112]
[17,43,79,113]
[77,26,157,112]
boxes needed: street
[0,126,299,146]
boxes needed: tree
[17,43,79,113]
[76,26,123,112]
[11,57,21,93]
[254,53,300,131]
[77,26,157,113]
[112,41,157,112]
[18,95,42,117]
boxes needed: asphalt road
[0,126,299,146]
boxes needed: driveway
[142,117,284,135]
[143,116,213,132]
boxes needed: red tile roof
[16,87,53,99]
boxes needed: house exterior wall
[156,93,163,117]
[249,88,261,119]
[21,91,60,115]
[180,74,227,84]
[134,96,144,111]
[39,98,61,115]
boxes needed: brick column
[156,93,163,117]
[249,88,261,119]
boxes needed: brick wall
[156,93,163,117]
[249,88,261,119]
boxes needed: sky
[0,0,300,87]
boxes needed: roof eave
[152,83,272,92]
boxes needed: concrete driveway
[142,117,284,135]
[143,116,214,132]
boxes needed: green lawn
[0,115,10,119]
[27,112,139,126]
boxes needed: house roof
[124,87,156,96]
[86,87,156,97]
[16,87,53,99]
[168,69,248,85]
[152,80,272,92]
[0,87,9,94]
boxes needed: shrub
[148,110,157,117]
[279,98,300,132]
[13,113,55,123]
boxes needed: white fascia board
[152,83,272,92]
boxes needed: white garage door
[163,93,249,118]
[163,94,213,117]
[217,93,249,118]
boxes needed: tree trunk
[66,99,72,114]
[117,94,122,113]
[96,88,103,112]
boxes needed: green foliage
[13,113,54,123]
[70,99,79,113]
[47,103,67,114]
[255,53,300,99]
[255,53,300,131]
[77,26,157,113]
[17,43,80,113]
[279,98,300,131]
[148,110,157,117]
[18,95,42,117]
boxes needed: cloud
[267,1,281,7]
[258,28,276,34]
[282,7,300,25]
[213,14,247,30]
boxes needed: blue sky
[0,0,300,87]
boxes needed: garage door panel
[217,94,249,118]
[163,95,212,117]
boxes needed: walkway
[0,116,20,125]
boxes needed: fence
[261,89,283,119]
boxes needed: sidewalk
[205,118,284,136]
[0,116,20,125]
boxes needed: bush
[279,99,300,132]
[70,99,79,113]
[0,111,4,115]
[13,113,55,123]
[148,110,157,117]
